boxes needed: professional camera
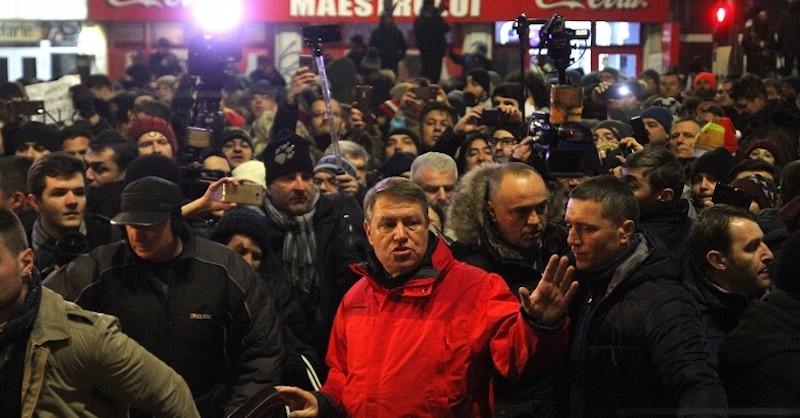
[516,14,593,179]
[0,100,45,122]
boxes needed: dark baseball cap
[111,176,182,226]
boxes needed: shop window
[0,58,7,83]
[599,53,637,78]
[595,22,641,47]
[22,57,36,80]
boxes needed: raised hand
[519,255,579,327]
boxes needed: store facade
[88,0,672,82]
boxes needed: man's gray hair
[410,152,458,181]
[363,177,429,222]
[325,140,369,163]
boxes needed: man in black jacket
[565,175,727,417]
[368,13,407,74]
[45,176,284,417]
[449,162,567,417]
[262,134,366,363]
[622,146,692,260]
[687,205,773,369]
[720,230,800,416]
[26,153,112,276]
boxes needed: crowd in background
[1,1,800,417]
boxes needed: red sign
[88,0,670,23]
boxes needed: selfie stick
[306,36,343,169]
[514,14,530,115]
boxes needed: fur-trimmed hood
[446,163,499,245]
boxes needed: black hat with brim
[111,176,182,226]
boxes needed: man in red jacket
[277,177,577,417]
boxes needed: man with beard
[261,134,366,361]
[308,98,347,153]
[687,205,774,369]
[449,162,568,417]
[622,147,692,260]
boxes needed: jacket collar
[28,287,70,347]
[123,232,195,265]
[351,236,455,297]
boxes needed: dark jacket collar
[640,199,689,224]
[352,235,455,296]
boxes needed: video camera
[0,100,45,122]
[517,14,593,179]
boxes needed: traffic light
[713,2,733,44]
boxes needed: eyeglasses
[490,136,518,146]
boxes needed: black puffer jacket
[44,233,284,417]
[568,233,727,417]
[639,199,692,262]
[684,268,749,370]
[719,289,800,416]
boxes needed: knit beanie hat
[232,160,266,189]
[640,107,673,132]
[382,151,415,178]
[262,133,313,185]
[696,117,738,155]
[694,72,717,91]
[11,121,59,152]
[314,154,358,179]
[127,116,177,153]
[124,154,182,186]
[210,207,271,253]
[690,147,736,183]
[250,80,279,98]
[385,127,420,149]
[745,138,786,167]
[378,98,400,119]
[593,120,633,140]
[734,174,779,209]
[466,69,491,94]
[221,127,254,149]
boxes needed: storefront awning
[88,0,670,24]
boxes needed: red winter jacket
[318,238,568,417]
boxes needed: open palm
[519,255,579,326]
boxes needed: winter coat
[720,289,800,416]
[316,238,569,418]
[262,193,366,361]
[368,24,407,72]
[22,287,199,418]
[684,269,749,370]
[44,233,284,417]
[447,163,569,417]
[639,199,692,262]
[569,233,728,417]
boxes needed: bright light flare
[715,7,728,24]
[192,0,243,34]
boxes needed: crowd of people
[1,5,800,417]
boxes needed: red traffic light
[715,7,728,24]
[713,3,732,26]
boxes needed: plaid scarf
[263,194,319,297]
